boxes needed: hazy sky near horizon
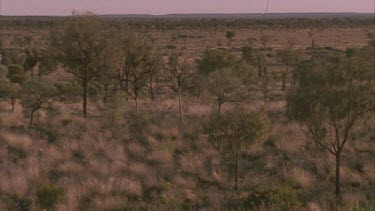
[1,0,374,16]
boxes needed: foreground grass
[0,97,374,210]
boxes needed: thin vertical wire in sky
[263,0,270,17]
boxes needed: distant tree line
[1,16,374,31]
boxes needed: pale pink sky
[1,0,374,16]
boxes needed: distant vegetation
[1,15,374,31]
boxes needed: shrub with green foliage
[197,49,237,75]
[36,184,65,209]
[244,185,301,210]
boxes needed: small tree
[207,68,243,117]
[288,49,375,202]
[260,35,271,49]
[207,108,271,190]
[145,53,164,101]
[186,74,206,100]
[95,33,123,103]
[21,77,58,128]
[225,31,236,48]
[286,37,296,49]
[23,48,40,78]
[0,80,21,112]
[166,53,196,125]
[7,65,28,84]
[5,65,28,111]
[275,49,302,91]
[0,49,25,66]
[51,12,107,118]
[0,64,18,110]
[115,36,153,113]
[242,47,267,78]
[37,50,59,76]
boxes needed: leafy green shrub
[243,185,301,210]
[55,81,81,101]
[36,184,65,209]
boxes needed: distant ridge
[1,13,373,20]
[100,13,374,19]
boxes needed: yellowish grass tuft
[341,167,363,185]
[147,148,173,165]
[0,167,29,197]
[0,131,33,151]
[284,166,315,189]
[179,152,206,176]
[342,192,366,206]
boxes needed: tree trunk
[281,74,286,91]
[83,79,88,118]
[335,152,341,204]
[29,109,36,129]
[282,65,289,91]
[135,97,139,114]
[234,151,238,191]
[149,80,154,101]
[264,89,268,104]
[178,88,184,125]
[31,68,34,80]
[104,85,108,103]
[288,86,292,118]
[258,66,262,78]
[11,96,15,112]
[134,88,139,114]
[288,76,296,118]
[218,103,222,118]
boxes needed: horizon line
[0,12,373,17]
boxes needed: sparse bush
[197,48,237,75]
[225,31,236,47]
[36,184,65,209]
[20,77,59,128]
[244,185,301,210]
[207,108,271,190]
